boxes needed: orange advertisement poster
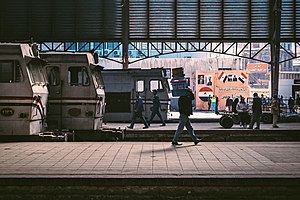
[195,70,250,111]
[247,63,268,72]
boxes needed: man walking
[127,92,149,129]
[148,90,166,126]
[172,89,201,146]
[248,93,262,130]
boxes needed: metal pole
[122,0,129,69]
[271,0,281,97]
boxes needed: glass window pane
[46,66,60,86]
[150,80,163,91]
[136,80,144,92]
[0,60,22,83]
[68,66,89,86]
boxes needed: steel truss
[40,41,300,65]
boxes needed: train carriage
[102,68,171,122]
[0,43,48,135]
[40,52,105,131]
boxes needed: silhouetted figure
[148,90,165,126]
[248,93,262,130]
[172,89,200,146]
[127,92,149,129]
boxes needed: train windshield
[27,59,46,84]
[0,60,23,83]
[68,66,90,86]
[91,67,104,88]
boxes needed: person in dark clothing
[288,96,295,113]
[127,92,149,129]
[232,97,239,113]
[248,93,262,129]
[207,95,212,111]
[172,89,200,146]
[148,90,165,126]
[225,97,233,112]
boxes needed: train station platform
[100,121,300,142]
[0,141,299,199]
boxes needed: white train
[0,44,170,135]
[40,52,105,131]
[0,43,48,135]
[102,68,171,122]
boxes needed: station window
[46,66,60,86]
[150,80,163,91]
[136,80,144,92]
[0,60,22,83]
[68,66,90,86]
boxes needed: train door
[46,65,62,129]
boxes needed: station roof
[0,0,299,43]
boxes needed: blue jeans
[129,111,148,128]
[172,114,198,143]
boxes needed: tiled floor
[0,142,299,178]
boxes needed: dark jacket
[152,95,161,111]
[252,97,262,114]
[178,90,194,116]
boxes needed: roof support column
[122,0,129,69]
[270,0,281,97]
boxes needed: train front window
[91,67,104,88]
[68,66,90,86]
[0,60,22,83]
[46,66,60,86]
[150,79,163,91]
[136,80,144,92]
[27,59,46,84]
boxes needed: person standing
[261,94,267,110]
[207,95,212,111]
[225,97,233,112]
[232,97,239,114]
[211,95,216,112]
[288,96,295,113]
[271,95,280,128]
[148,90,166,126]
[127,92,149,129]
[248,93,262,130]
[172,89,201,146]
[236,97,249,128]
[295,94,300,112]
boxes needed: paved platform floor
[0,142,299,178]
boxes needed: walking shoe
[127,126,133,129]
[194,139,201,145]
[143,126,149,129]
[160,124,166,126]
[254,127,260,129]
[172,142,182,146]
[273,125,279,128]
